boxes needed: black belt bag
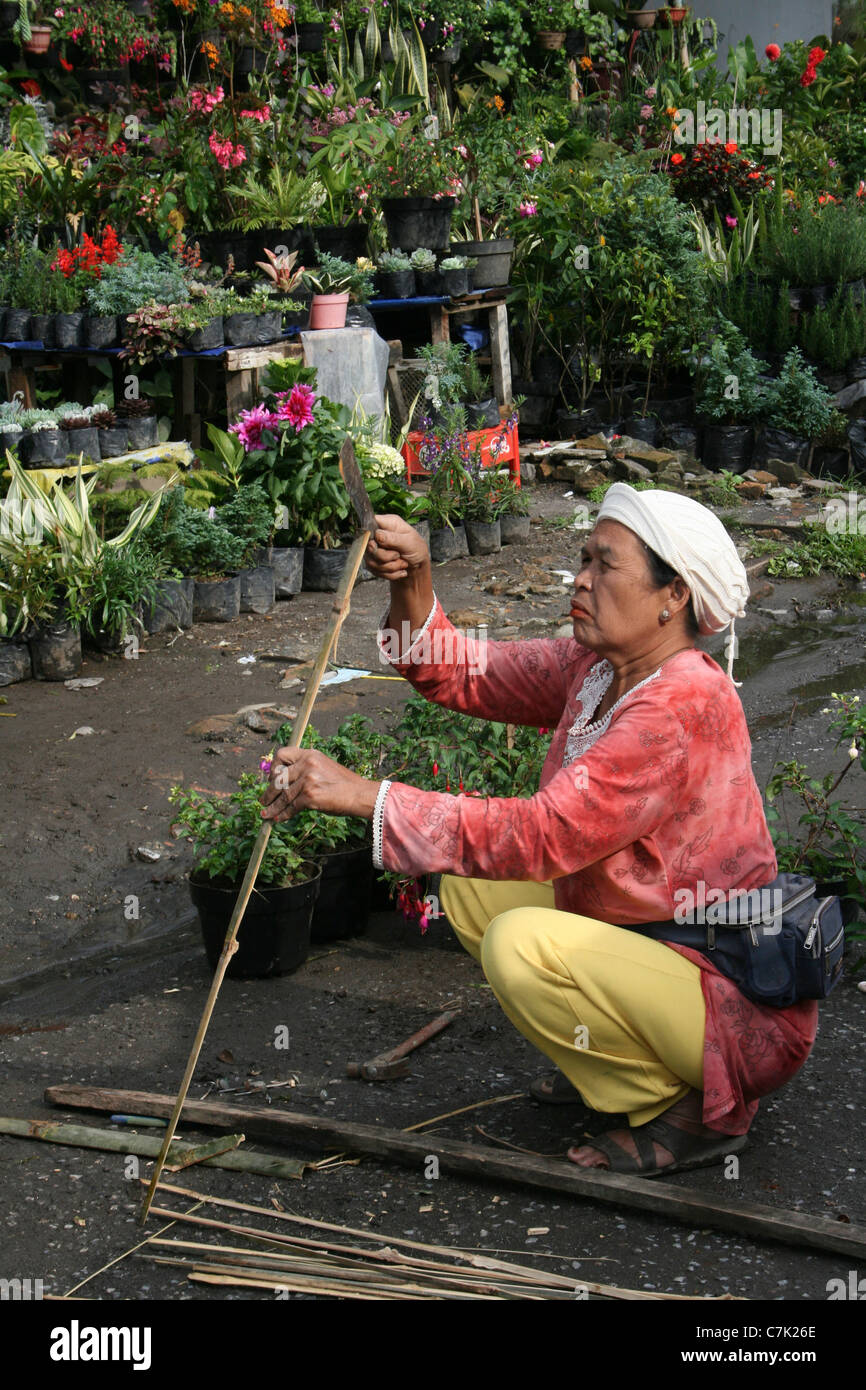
[626,873,845,1008]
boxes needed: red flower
[59,56,74,71]
[808,46,826,65]
[724,141,738,154]
[765,43,781,61]
[800,66,817,88]
[20,79,41,96]
[670,151,685,165]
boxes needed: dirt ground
[1,479,865,1315]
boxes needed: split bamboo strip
[145,1238,567,1298]
[145,1206,678,1300]
[138,529,372,1225]
[149,1256,509,1300]
[0,1118,306,1181]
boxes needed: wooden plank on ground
[44,1085,866,1259]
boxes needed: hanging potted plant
[169,773,322,978]
[15,0,53,52]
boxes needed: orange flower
[579,55,592,70]
[670,151,685,165]
[666,105,677,116]
[493,95,505,111]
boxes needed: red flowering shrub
[666,142,774,216]
[51,226,124,281]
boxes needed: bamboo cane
[138,530,372,1224]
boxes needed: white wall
[700,1,835,56]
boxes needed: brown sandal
[572,1119,748,1178]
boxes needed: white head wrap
[596,483,749,686]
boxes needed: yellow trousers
[440,876,706,1127]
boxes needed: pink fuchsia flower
[518,201,537,218]
[725,214,737,228]
[276,383,316,432]
[229,404,280,451]
[765,43,781,61]
[526,150,543,168]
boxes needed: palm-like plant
[225,166,327,232]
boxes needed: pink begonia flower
[518,201,537,218]
[276,384,316,432]
[229,405,280,451]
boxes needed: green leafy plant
[765,200,866,288]
[85,251,189,317]
[377,248,412,272]
[765,693,866,938]
[169,773,318,888]
[145,486,248,579]
[693,324,768,425]
[303,252,373,301]
[409,247,436,272]
[764,347,834,439]
[120,303,185,367]
[84,538,164,645]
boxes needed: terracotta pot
[23,25,52,52]
[536,29,566,49]
[308,293,349,330]
[629,8,658,27]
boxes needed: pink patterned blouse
[374,596,818,1135]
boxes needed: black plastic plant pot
[376,269,416,300]
[30,314,55,347]
[500,513,530,545]
[303,547,348,592]
[239,564,275,614]
[663,424,701,457]
[235,44,266,74]
[28,619,82,681]
[144,577,195,634]
[186,317,224,352]
[4,309,31,341]
[193,575,241,622]
[419,18,441,47]
[54,312,86,349]
[450,238,514,288]
[754,427,809,468]
[802,284,832,311]
[701,424,753,474]
[517,395,553,433]
[313,221,369,262]
[846,356,866,384]
[429,524,469,562]
[85,315,119,349]
[441,267,470,299]
[0,639,32,686]
[466,398,500,431]
[271,546,304,597]
[125,416,158,449]
[415,268,444,296]
[0,426,23,455]
[0,306,7,336]
[224,311,282,346]
[62,426,101,460]
[310,840,374,943]
[436,37,462,62]
[191,864,321,978]
[18,429,64,466]
[295,22,325,51]
[622,415,659,445]
[97,426,128,458]
[811,446,850,480]
[383,196,456,254]
[465,519,501,555]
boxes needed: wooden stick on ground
[137,530,372,1224]
[48,1086,866,1259]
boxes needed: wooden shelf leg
[489,301,512,409]
[430,305,450,346]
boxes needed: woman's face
[570,519,686,659]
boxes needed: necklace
[562,647,694,768]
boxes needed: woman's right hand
[365,514,430,582]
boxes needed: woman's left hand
[261,748,380,824]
